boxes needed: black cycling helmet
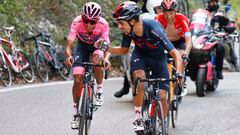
[112,1,142,21]
[160,0,178,11]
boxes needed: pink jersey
[67,15,110,44]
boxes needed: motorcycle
[187,9,220,97]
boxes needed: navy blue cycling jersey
[121,19,175,59]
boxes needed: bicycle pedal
[135,130,144,135]
[93,105,99,112]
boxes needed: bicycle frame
[0,38,29,73]
[134,76,175,135]
[33,38,58,67]
[77,62,105,135]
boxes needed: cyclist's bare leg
[91,54,103,85]
[91,53,104,106]
[71,73,83,129]
[159,89,168,118]
[178,49,188,96]
[132,69,145,131]
[132,69,145,107]
[73,74,84,104]
[177,49,186,72]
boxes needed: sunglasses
[82,17,98,25]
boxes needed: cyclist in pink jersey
[155,0,192,96]
[64,2,110,129]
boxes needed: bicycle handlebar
[133,76,177,96]
[22,33,42,42]
[65,62,109,79]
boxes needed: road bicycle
[134,73,176,135]
[167,57,185,129]
[22,32,69,82]
[74,62,107,135]
[0,26,34,87]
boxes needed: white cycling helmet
[81,2,102,21]
[146,0,162,14]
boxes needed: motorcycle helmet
[203,0,219,12]
[146,0,162,14]
[223,21,236,34]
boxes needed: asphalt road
[0,72,240,135]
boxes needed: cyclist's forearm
[104,51,111,59]
[108,46,129,55]
[169,49,182,73]
[65,40,74,58]
[185,36,192,55]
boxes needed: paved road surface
[0,72,240,135]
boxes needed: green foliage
[0,0,124,47]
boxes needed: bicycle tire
[166,95,170,133]
[78,84,87,135]
[152,101,166,135]
[141,91,150,134]
[34,51,49,82]
[84,84,94,135]
[171,86,180,128]
[18,51,34,83]
[0,55,12,87]
[55,49,70,80]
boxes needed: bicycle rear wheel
[34,51,49,82]
[18,51,34,83]
[152,101,166,135]
[0,54,12,87]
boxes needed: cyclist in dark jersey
[114,0,163,98]
[155,0,192,96]
[107,1,182,132]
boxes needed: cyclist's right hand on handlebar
[65,56,74,67]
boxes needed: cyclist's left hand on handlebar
[182,54,190,65]
[176,73,183,86]
[65,56,74,67]
[103,58,111,69]
[94,39,109,52]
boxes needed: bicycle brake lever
[104,69,108,80]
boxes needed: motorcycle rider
[204,0,225,79]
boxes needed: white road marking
[0,78,122,93]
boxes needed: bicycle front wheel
[171,86,181,128]
[0,55,12,87]
[18,51,34,83]
[152,101,166,135]
[78,84,91,135]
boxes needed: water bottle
[148,102,154,117]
